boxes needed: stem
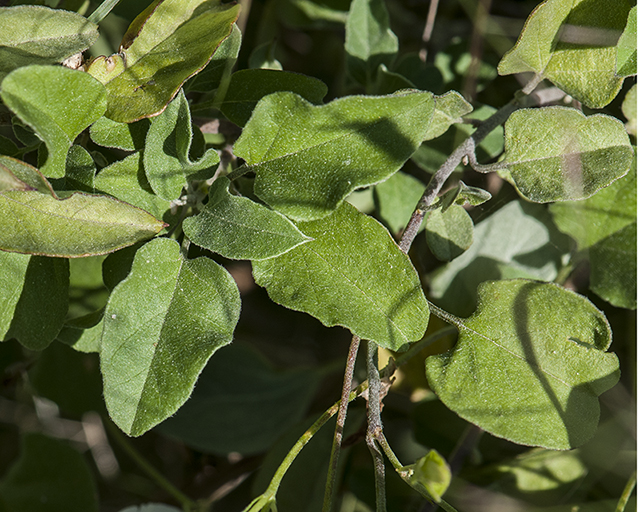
[87,0,123,24]
[104,420,198,510]
[615,470,637,512]
[366,341,386,512]
[322,334,361,512]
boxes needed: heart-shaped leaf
[183,177,311,260]
[144,89,220,200]
[101,237,241,436]
[252,202,429,350]
[0,65,107,178]
[88,0,240,123]
[426,279,620,449]
[0,6,98,81]
[504,107,633,202]
[497,0,630,108]
[0,157,166,257]
[234,90,434,221]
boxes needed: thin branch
[322,334,361,512]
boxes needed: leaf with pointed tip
[100,237,241,436]
[0,251,68,351]
[616,5,636,77]
[345,0,398,87]
[0,5,98,81]
[144,90,220,200]
[504,107,633,202]
[252,202,429,350]
[497,0,629,108]
[426,279,620,449]
[424,92,473,141]
[426,205,474,262]
[234,90,435,221]
[183,177,311,260]
[93,0,240,123]
[0,65,106,178]
[220,69,328,127]
[437,181,491,211]
[0,159,166,257]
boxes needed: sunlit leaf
[408,450,451,503]
[622,84,636,137]
[90,116,150,151]
[497,0,630,108]
[616,5,637,77]
[234,90,434,221]
[424,91,473,141]
[0,65,106,178]
[252,202,429,350]
[101,237,241,436]
[426,279,620,449]
[183,177,311,260]
[92,0,240,123]
[504,107,633,202]
[144,89,220,200]
[0,5,98,81]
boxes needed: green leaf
[437,180,492,211]
[60,144,96,192]
[0,65,107,178]
[252,202,429,350]
[56,312,104,353]
[0,5,98,81]
[220,69,328,127]
[345,0,398,87]
[0,159,166,257]
[186,24,242,93]
[374,171,426,235]
[622,83,637,137]
[95,152,174,224]
[497,0,629,108]
[100,237,241,436]
[504,107,633,202]
[408,450,451,503]
[183,177,311,260]
[0,251,68,350]
[430,200,572,318]
[248,40,283,71]
[234,90,435,221]
[94,0,240,123]
[157,343,321,455]
[589,223,636,309]
[550,162,636,250]
[118,505,182,512]
[426,279,620,449]
[0,433,98,512]
[424,91,474,141]
[616,5,637,77]
[144,89,220,200]
[90,116,150,151]
[425,205,474,262]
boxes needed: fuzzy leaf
[426,279,620,449]
[144,90,220,200]
[183,177,311,260]
[424,91,473,141]
[220,69,328,127]
[622,84,636,137]
[0,65,106,178]
[0,251,68,351]
[503,107,633,202]
[91,0,240,123]
[497,0,629,108]
[616,5,637,77]
[252,202,429,350]
[345,0,398,87]
[234,90,434,221]
[425,205,474,262]
[100,237,241,436]
[90,117,150,151]
[0,6,98,81]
